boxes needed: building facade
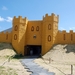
[0,13,74,56]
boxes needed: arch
[48,24,51,30]
[36,26,39,31]
[48,35,51,42]
[31,26,34,31]
[15,25,18,31]
[14,34,17,40]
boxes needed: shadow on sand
[63,44,75,53]
[0,43,13,50]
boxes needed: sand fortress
[0,13,74,56]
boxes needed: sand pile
[34,44,75,75]
[43,44,75,63]
[0,43,31,75]
[0,43,16,57]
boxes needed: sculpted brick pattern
[15,25,18,31]
[31,26,34,31]
[48,35,51,42]
[14,34,17,40]
[48,24,51,30]
[36,26,39,31]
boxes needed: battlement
[44,13,58,17]
[58,30,74,33]
[0,31,12,34]
[13,16,28,23]
[0,31,12,43]
[43,13,59,22]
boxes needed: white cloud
[69,27,75,30]
[0,16,5,21]
[6,17,13,22]
[0,16,12,22]
[59,27,65,30]
[2,6,8,10]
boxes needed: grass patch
[0,66,18,75]
[0,66,5,69]
[12,54,23,59]
[4,55,10,58]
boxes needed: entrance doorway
[25,45,41,56]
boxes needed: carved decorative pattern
[14,34,17,40]
[71,34,73,41]
[48,24,51,30]
[6,34,8,40]
[36,26,39,31]
[64,34,65,40]
[31,26,34,31]
[48,35,51,42]
[15,25,18,31]
[33,35,36,38]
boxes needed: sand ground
[0,43,75,75]
[34,44,75,75]
[0,43,31,75]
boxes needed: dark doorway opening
[24,45,41,57]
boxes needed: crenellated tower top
[43,13,59,23]
[13,16,28,24]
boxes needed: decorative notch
[48,24,51,30]
[15,25,18,31]
[64,34,65,40]
[6,34,8,40]
[36,26,39,31]
[31,26,34,31]
[14,34,17,40]
[48,35,51,42]
[33,35,36,38]
[71,34,73,41]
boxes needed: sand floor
[34,44,75,75]
[0,43,31,75]
[1,43,75,75]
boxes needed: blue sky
[0,0,75,32]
